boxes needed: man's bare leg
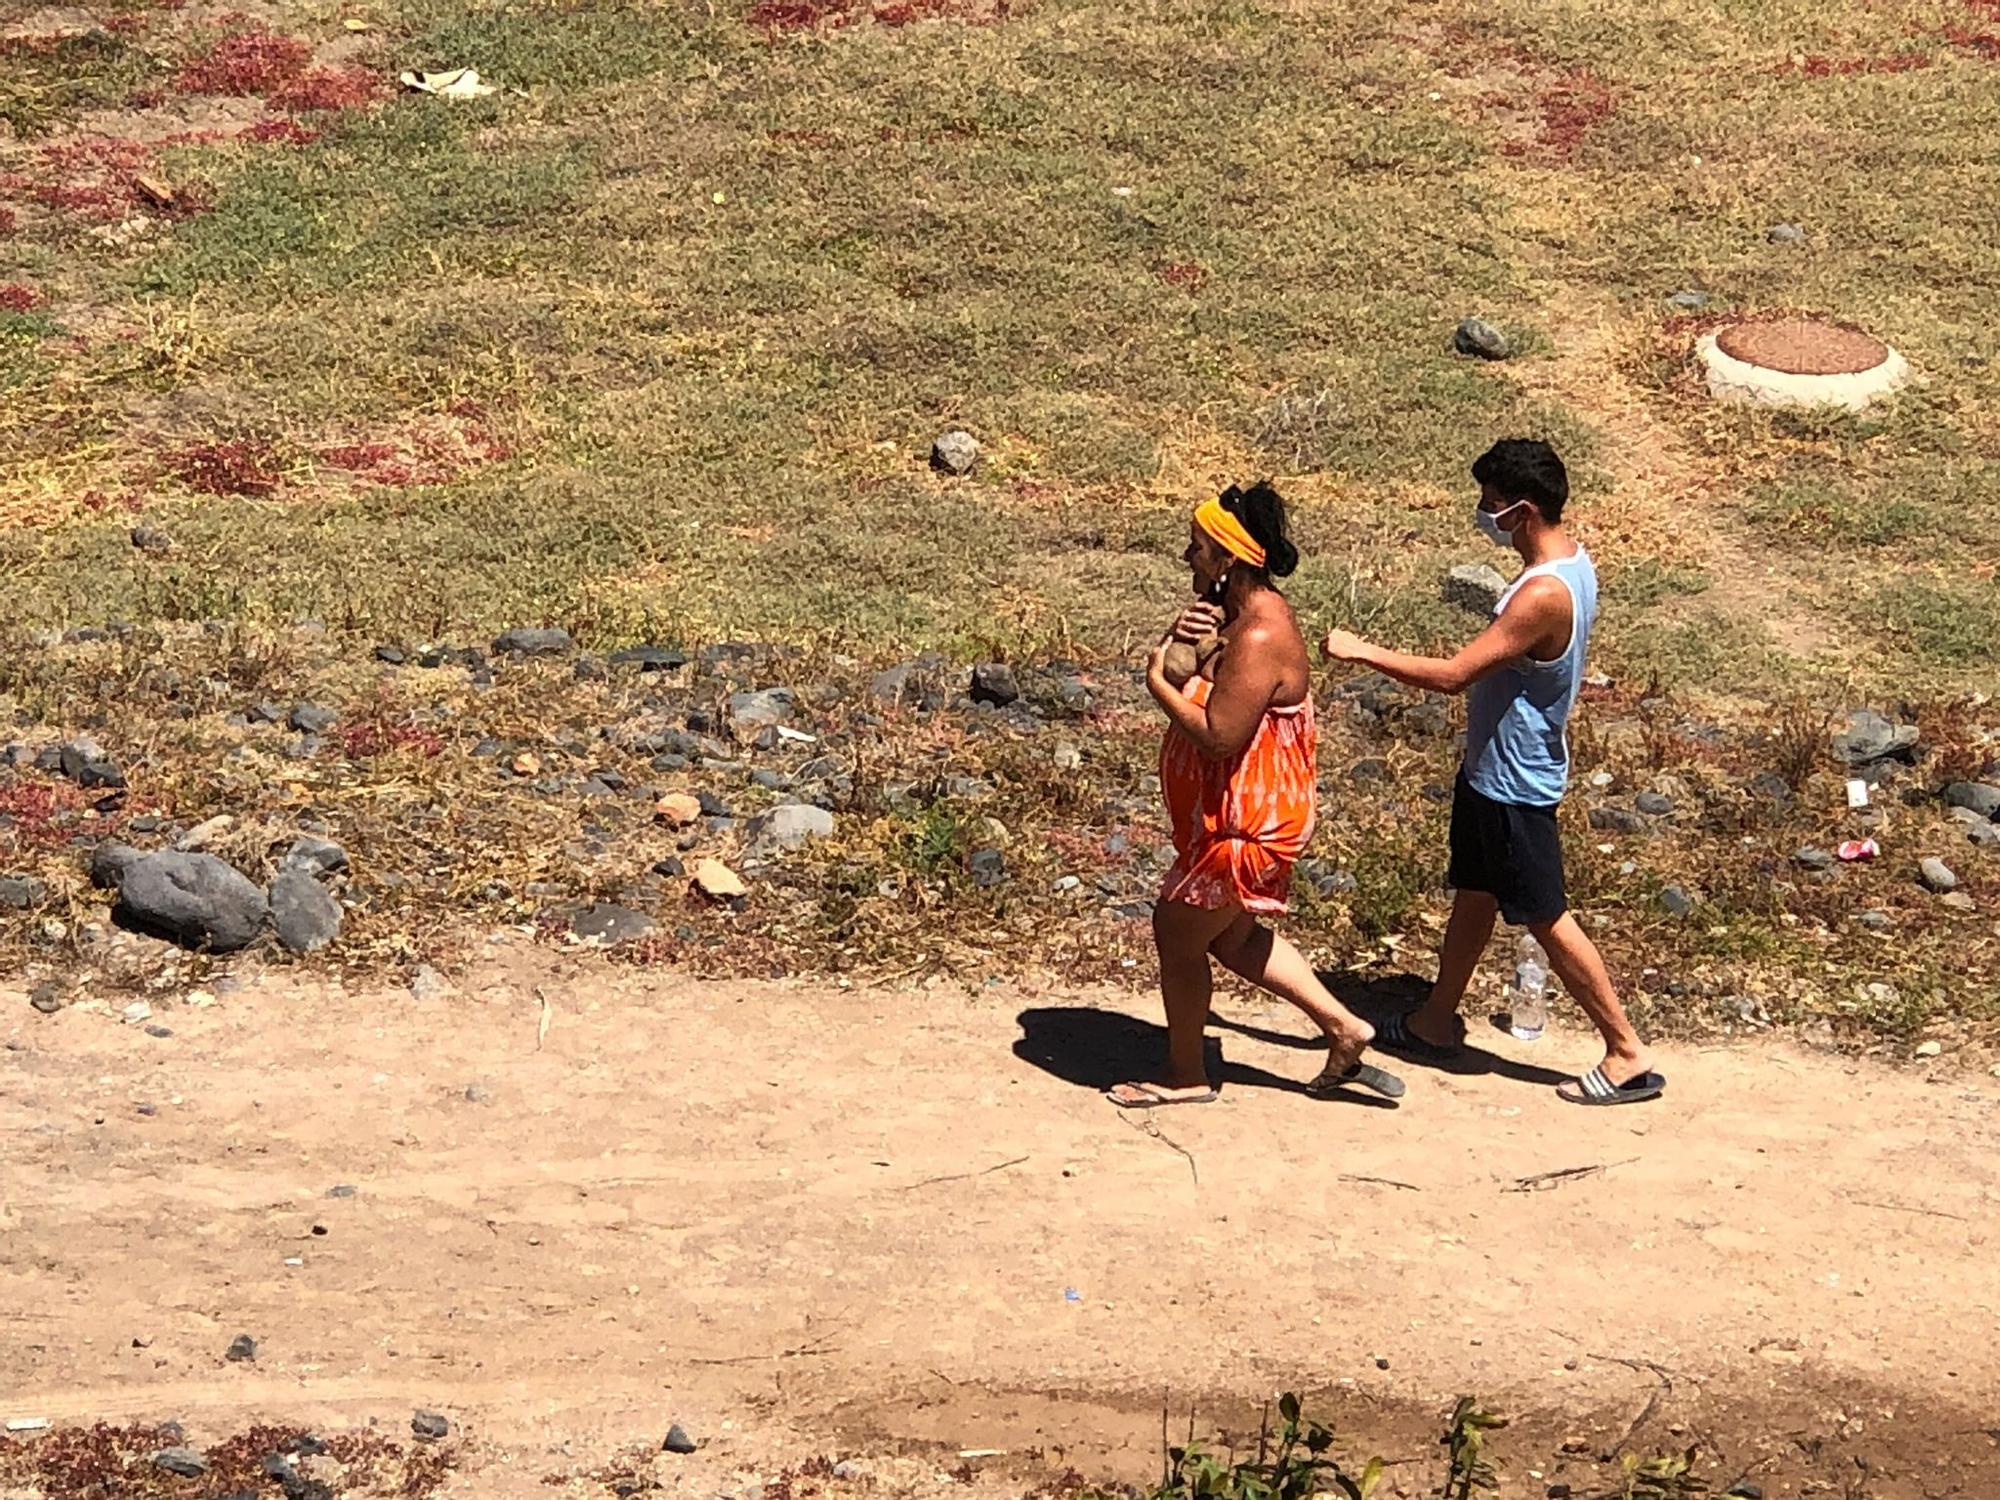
[1210,914,1374,1070]
[1109,899,1243,1101]
[1404,888,1497,1047]
[1530,912,1651,1085]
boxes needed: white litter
[6,1417,51,1433]
[1846,778,1870,809]
[399,67,497,99]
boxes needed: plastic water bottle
[1509,932,1548,1041]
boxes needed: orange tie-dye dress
[1158,677,1318,915]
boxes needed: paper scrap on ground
[399,67,496,99]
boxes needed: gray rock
[1667,290,1710,311]
[1635,790,1674,816]
[327,1184,357,1198]
[131,523,172,553]
[1857,910,1892,931]
[491,627,574,657]
[283,836,349,878]
[464,1082,493,1104]
[569,904,657,946]
[1793,846,1835,871]
[226,1333,257,1362]
[929,428,980,476]
[0,874,46,909]
[662,1423,697,1455]
[1660,884,1697,918]
[1943,781,2000,821]
[1832,708,1917,766]
[1747,771,1793,806]
[1452,316,1510,360]
[572,655,607,682]
[609,646,687,673]
[969,662,1020,707]
[288,703,336,735]
[375,645,407,665]
[747,802,835,854]
[60,738,124,788]
[727,688,796,734]
[1965,819,2000,849]
[116,852,268,953]
[1588,806,1647,835]
[968,848,1007,887]
[1442,562,1507,615]
[411,1411,450,1442]
[1767,222,1807,244]
[1919,856,1959,893]
[153,1447,209,1477]
[30,981,63,1014]
[270,867,342,953]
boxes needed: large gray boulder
[115,851,267,952]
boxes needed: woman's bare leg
[1210,914,1375,1069]
[1115,898,1244,1096]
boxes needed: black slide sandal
[1307,1060,1407,1101]
[1375,1012,1463,1062]
[1559,1065,1666,1106]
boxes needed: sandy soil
[4,947,1998,1498]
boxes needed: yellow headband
[1193,497,1267,569]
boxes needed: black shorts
[1447,772,1568,927]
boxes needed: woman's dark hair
[1471,438,1568,523]
[1218,480,1298,579]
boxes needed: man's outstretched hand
[1321,627,1370,664]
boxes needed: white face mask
[1474,499,1526,546]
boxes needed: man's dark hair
[1219,480,1299,579]
[1471,439,1568,523]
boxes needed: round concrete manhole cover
[1696,317,1908,412]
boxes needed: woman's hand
[1321,627,1371,665]
[1171,601,1225,643]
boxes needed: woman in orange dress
[1109,483,1403,1108]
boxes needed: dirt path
[4,951,1998,1497]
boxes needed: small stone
[153,1447,209,1477]
[1588,806,1647,835]
[122,1000,153,1024]
[226,1333,257,1362]
[464,1082,493,1104]
[1767,222,1807,244]
[116,851,268,953]
[969,662,1019,707]
[146,1024,173,1038]
[1667,290,1709,311]
[569,904,657,946]
[131,523,172,553]
[1052,874,1082,893]
[1635,790,1674,816]
[727,689,795,735]
[375,645,407,665]
[1442,563,1506,615]
[1857,910,1891,931]
[1452,316,1510,360]
[176,814,234,851]
[0,874,47,909]
[283,836,349,878]
[608,645,688,673]
[1793,846,1835,872]
[1919,856,1959,893]
[572,654,607,682]
[269,867,342,954]
[492,627,573,656]
[1724,1485,1763,1500]
[663,1424,697,1455]
[652,856,686,878]
[1942,781,2000,821]
[1660,884,1697,918]
[747,802,835,854]
[655,793,703,828]
[833,1461,864,1482]
[327,1184,357,1198]
[968,848,1007,888]
[288,703,336,735]
[1831,708,1917,767]
[1941,891,1976,912]
[1748,771,1793,805]
[693,859,747,902]
[410,965,450,1002]
[411,1410,450,1441]
[30,982,62,1014]
[929,429,980,476]
[1053,741,1083,771]
[1914,1040,1943,1059]
[1374,1355,1390,1370]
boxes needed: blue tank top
[1463,548,1598,808]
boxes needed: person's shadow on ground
[1013,1005,1401,1108]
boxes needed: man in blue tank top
[1321,440,1664,1106]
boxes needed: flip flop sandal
[1558,1066,1666,1107]
[1374,1012,1464,1062]
[1306,1059,1407,1101]
[1107,1082,1220,1110]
